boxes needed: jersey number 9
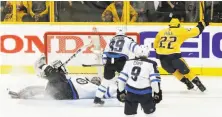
[159,36,177,49]
[131,66,141,81]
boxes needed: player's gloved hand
[199,20,209,27]
[117,89,126,102]
[203,20,209,26]
[153,90,162,104]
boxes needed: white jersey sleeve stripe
[118,77,127,82]
[129,42,134,50]
[100,85,107,89]
[107,87,111,97]
[149,73,160,77]
[151,79,161,82]
[98,88,106,93]
[132,44,139,52]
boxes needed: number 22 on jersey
[159,36,177,49]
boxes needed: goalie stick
[61,41,93,67]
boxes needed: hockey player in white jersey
[8,55,117,100]
[94,27,141,104]
[117,45,162,116]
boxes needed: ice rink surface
[0,74,222,117]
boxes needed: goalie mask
[51,60,68,74]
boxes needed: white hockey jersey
[103,35,140,59]
[118,58,161,95]
[68,77,117,99]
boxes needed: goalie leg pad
[95,79,112,98]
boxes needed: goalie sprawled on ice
[8,54,117,100]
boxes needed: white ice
[0,74,222,117]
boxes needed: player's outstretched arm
[34,55,66,82]
[128,38,140,54]
[184,20,209,39]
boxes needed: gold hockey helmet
[169,18,180,28]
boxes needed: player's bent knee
[179,68,190,75]
[172,59,190,75]
[104,72,115,80]
[165,68,175,74]
[144,107,156,114]
[162,67,175,74]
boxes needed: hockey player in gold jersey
[154,17,208,92]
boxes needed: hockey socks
[173,70,184,80]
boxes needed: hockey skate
[192,77,206,92]
[181,78,194,90]
[94,97,105,105]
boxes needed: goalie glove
[117,89,126,102]
[153,90,162,104]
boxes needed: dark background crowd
[1,1,222,23]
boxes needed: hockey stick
[82,64,104,67]
[200,1,210,26]
[61,42,93,67]
[200,1,205,20]
[210,1,214,21]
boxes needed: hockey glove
[117,89,126,102]
[153,90,162,104]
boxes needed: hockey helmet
[136,45,150,58]
[116,26,126,35]
[169,18,180,28]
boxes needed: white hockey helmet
[116,26,126,35]
[136,45,150,58]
